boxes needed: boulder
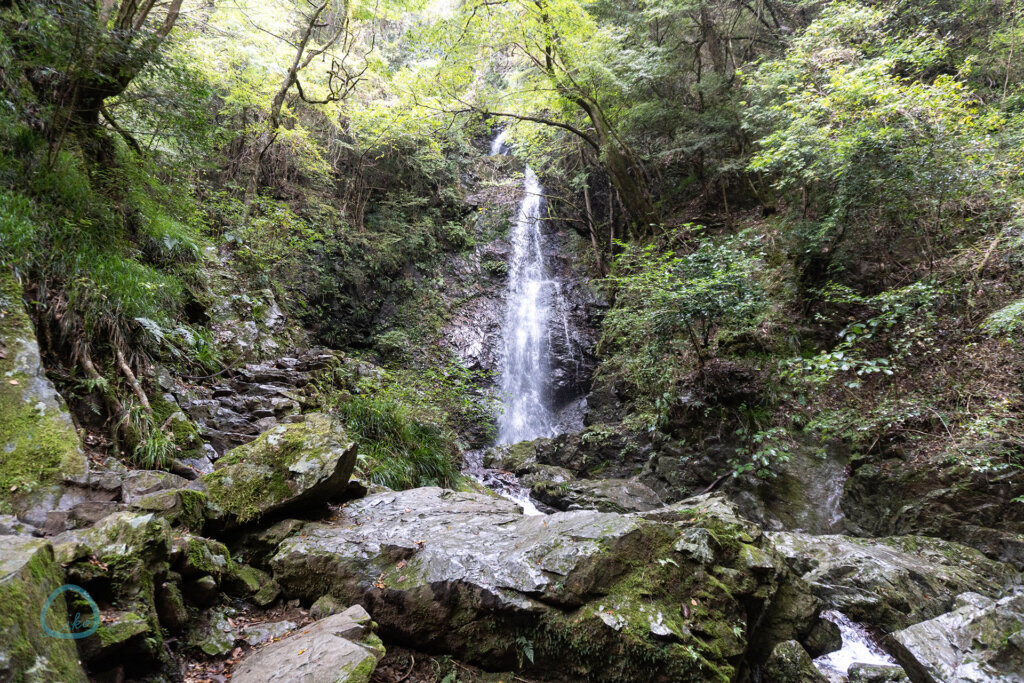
[843,458,1024,567]
[763,640,827,682]
[187,606,238,656]
[889,590,1024,682]
[202,413,357,524]
[271,488,820,681]
[231,605,384,683]
[528,474,663,513]
[768,532,1021,631]
[121,470,189,503]
[0,271,88,519]
[0,536,88,682]
[848,663,909,682]
[51,513,175,672]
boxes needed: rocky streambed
[3,402,1023,682]
[3,274,1024,682]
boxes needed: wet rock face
[271,488,822,682]
[0,271,89,521]
[768,532,1022,632]
[439,172,603,428]
[764,640,828,682]
[889,590,1024,682]
[232,605,384,683]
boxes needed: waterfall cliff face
[493,131,562,444]
[496,165,558,444]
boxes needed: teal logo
[40,584,100,639]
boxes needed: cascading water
[494,132,560,445]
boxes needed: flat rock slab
[768,531,1021,631]
[271,488,820,682]
[231,605,383,683]
[890,590,1024,682]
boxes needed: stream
[812,610,901,680]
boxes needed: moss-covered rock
[130,488,208,531]
[202,413,357,524]
[270,488,820,682]
[224,564,280,606]
[0,536,88,682]
[0,271,87,515]
[186,606,238,656]
[50,512,177,677]
[768,531,1022,631]
[762,640,827,682]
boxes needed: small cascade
[494,133,564,444]
[813,610,900,680]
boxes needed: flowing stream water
[812,610,900,680]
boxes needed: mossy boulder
[224,564,280,606]
[0,536,88,682]
[763,640,827,682]
[231,605,384,683]
[0,271,87,516]
[121,470,189,504]
[186,606,238,656]
[129,487,208,531]
[202,413,357,524]
[525,470,663,513]
[51,512,176,676]
[271,488,820,682]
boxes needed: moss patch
[0,538,88,682]
[0,271,84,510]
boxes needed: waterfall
[493,131,560,444]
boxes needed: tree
[415,0,659,235]
[744,2,1007,280]
[3,0,184,161]
[605,232,764,365]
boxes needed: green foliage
[745,1,1015,273]
[336,394,461,490]
[983,298,1024,339]
[782,280,942,387]
[605,230,765,364]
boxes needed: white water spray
[493,132,560,444]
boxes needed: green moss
[0,274,84,510]
[184,535,235,578]
[94,611,148,647]
[0,540,88,682]
[341,648,382,683]
[202,415,354,523]
[204,466,291,523]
